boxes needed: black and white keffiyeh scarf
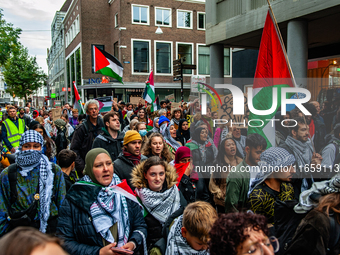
[82,174,130,246]
[170,118,180,127]
[135,185,180,225]
[163,123,181,151]
[165,215,208,255]
[16,130,54,234]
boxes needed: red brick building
[61,0,231,103]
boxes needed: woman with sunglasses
[209,212,278,255]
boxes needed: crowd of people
[0,97,339,255]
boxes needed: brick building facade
[59,0,231,103]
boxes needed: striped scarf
[83,175,130,246]
[123,151,141,165]
[165,215,208,255]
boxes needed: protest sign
[186,115,194,128]
[217,93,249,128]
[51,108,62,120]
[130,97,145,105]
[165,93,175,102]
[191,75,206,92]
[171,102,181,113]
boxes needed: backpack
[55,129,68,154]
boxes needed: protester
[54,119,69,154]
[138,108,153,131]
[158,115,170,134]
[141,133,172,162]
[213,122,229,148]
[225,133,267,213]
[209,137,243,213]
[275,111,291,147]
[18,107,31,127]
[286,176,340,255]
[77,113,86,125]
[71,99,104,175]
[56,148,147,254]
[162,123,182,159]
[232,127,246,158]
[69,108,79,129]
[31,124,57,163]
[320,101,335,134]
[175,146,211,204]
[209,213,277,255]
[113,130,147,189]
[150,117,160,133]
[247,147,296,225]
[176,119,190,145]
[92,111,124,162]
[60,113,74,137]
[131,156,187,251]
[2,106,26,153]
[0,226,67,255]
[158,109,167,117]
[0,130,66,236]
[170,108,182,130]
[57,149,78,192]
[135,121,148,147]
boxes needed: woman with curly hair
[170,108,183,130]
[131,156,187,252]
[137,108,153,131]
[209,212,278,255]
[141,133,172,163]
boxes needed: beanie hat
[158,115,170,126]
[175,146,191,164]
[130,114,138,121]
[123,130,142,145]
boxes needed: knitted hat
[175,146,191,164]
[123,130,142,145]
[158,115,170,126]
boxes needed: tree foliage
[0,9,21,66]
[3,45,47,101]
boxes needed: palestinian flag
[73,81,84,114]
[143,70,155,104]
[247,10,295,148]
[94,46,123,84]
[151,96,160,112]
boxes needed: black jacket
[92,128,124,162]
[113,153,148,190]
[56,182,147,255]
[178,173,211,204]
[313,115,327,153]
[70,117,104,174]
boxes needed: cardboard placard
[113,98,118,102]
[130,97,145,105]
[186,115,193,128]
[217,93,249,128]
[191,75,206,92]
[51,108,62,120]
[171,102,181,113]
[165,93,175,102]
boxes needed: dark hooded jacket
[56,182,147,255]
[176,119,190,146]
[92,127,124,162]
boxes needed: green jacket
[225,159,250,213]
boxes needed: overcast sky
[0,0,66,74]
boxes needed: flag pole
[266,0,316,153]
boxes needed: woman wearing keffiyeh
[0,130,66,236]
[56,148,147,255]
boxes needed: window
[177,43,193,74]
[155,7,171,27]
[197,45,232,76]
[177,10,192,29]
[132,5,149,25]
[132,40,150,73]
[115,13,118,27]
[224,48,231,76]
[198,45,209,75]
[198,12,205,30]
[92,44,104,73]
[155,41,172,74]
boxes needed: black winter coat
[92,128,124,162]
[178,173,211,204]
[56,182,147,255]
[113,153,148,190]
[70,117,104,174]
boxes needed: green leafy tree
[3,45,47,102]
[0,9,21,66]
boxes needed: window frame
[196,44,233,77]
[176,9,193,29]
[176,42,194,76]
[131,38,152,75]
[154,7,172,27]
[154,40,173,76]
[131,4,150,26]
[115,13,118,28]
[196,43,210,76]
[197,12,205,30]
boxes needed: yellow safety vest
[0,111,3,120]
[3,118,25,149]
